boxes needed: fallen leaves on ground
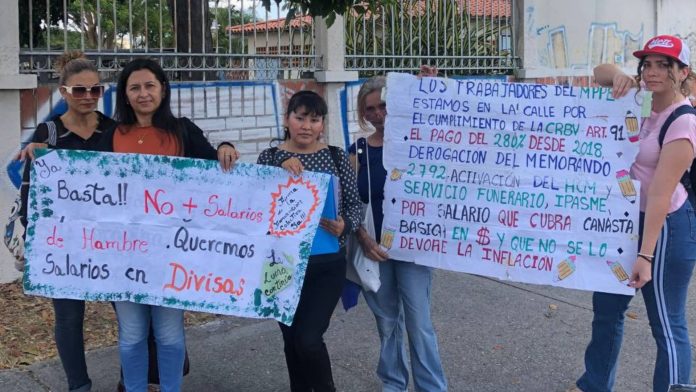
[626,311,639,320]
[544,303,558,318]
[0,279,221,369]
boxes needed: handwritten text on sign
[24,150,331,324]
[382,73,642,295]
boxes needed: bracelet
[217,142,235,149]
[637,253,654,263]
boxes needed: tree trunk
[84,12,98,49]
[167,0,215,81]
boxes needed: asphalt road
[2,269,694,391]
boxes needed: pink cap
[633,35,690,66]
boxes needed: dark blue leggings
[52,298,92,392]
[279,253,347,392]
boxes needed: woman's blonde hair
[356,76,386,130]
[53,50,97,85]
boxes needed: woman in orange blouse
[100,58,237,392]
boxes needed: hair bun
[54,50,87,73]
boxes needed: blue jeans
[577,201,696,392]
[53,298,92,392]
[363,260,448,392]
[115,302,185,392]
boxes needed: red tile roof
[464,0,511,18]
[226,15,312,34]
[409,0,511,18]
[226,1,510,34]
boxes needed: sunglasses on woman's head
[61,84,105,98]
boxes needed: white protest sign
[382,73,642,295]
[24,150,332,324]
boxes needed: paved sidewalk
[2,270,694,391]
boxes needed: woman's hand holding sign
[357,226,389,262]
[319,216,344,237]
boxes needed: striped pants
[577,201,696,392]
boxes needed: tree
[18,1,63,48]
[167,0,216,80]
[19,0,174,50]
[344,0,510,76]
[209,5,257,55]
[261,0,397,26]
[69,0,174,50]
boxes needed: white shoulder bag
[346,138,381,292]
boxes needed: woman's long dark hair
[114,58,184,154]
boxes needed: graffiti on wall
[527,5,696,75]
[526,5,644,73]
[586,23,643,69]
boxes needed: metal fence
[345,0,517,75]
[18,0,317,82]
[18,0,518,81]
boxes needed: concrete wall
[196,80,325,156]
[658,1,696,56]
[518,0,695,80]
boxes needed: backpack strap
[353,138,365,174]
[657,104,696,201]
[657,105,696,147]
[45,120,58,146]
[357,138,372,205]
[327,145,342,172]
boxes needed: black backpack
[657,104,696,206]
